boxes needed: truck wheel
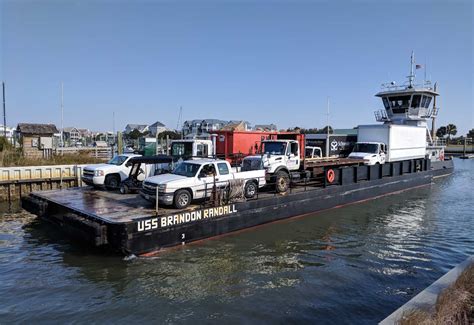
[120,184,129,194]
[174,189,192,209]
[275,171,290,193]
[105,175,120,190]
[244,181,258,199]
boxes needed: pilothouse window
[389,96,410,113]
[411,95,422,108]
[424,96,432,108]
[382,97,390,109]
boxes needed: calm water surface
[0,159,473,324]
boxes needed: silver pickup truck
[140,159,266,208]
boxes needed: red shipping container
[213,130,304,165]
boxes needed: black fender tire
[105,174,120,190]
[174,189,192,209]
[275,170,290,193]
[244,180,258,199]
[119,184,129,194]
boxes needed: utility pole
[176,106,183,130]
[326,97,330,158]
[61,82,64,147]
[2,82,6,137]
[432,82,437,141]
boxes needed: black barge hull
[21,158,454,256]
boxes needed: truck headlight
[158,184,167,191]
[95,170,104,177]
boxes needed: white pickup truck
[348,142,386,165]
[82,154,141,189]
[140,159,266,209]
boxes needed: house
[124,124,149,135]
[227,120,252,131]
[63,127,81,144]
[182,119,229,137]
[254,124,278,132]
[148,121,167,136]
[16,123,59,158]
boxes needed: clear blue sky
[1,0,473,134]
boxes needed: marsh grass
[0,148,106,167]
[400,264,474,325]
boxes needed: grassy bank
[0,149,106,167]
[401,264,474,324]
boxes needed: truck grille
[83,169,94,177]
[141,181,158,196]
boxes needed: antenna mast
[408,51,415,88]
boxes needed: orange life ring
[327,169,335,183]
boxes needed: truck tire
[174,189,192,209]
[244,180,258,199]
[105,175,120,190]
[120,184,129,194]
[275,170,290,193]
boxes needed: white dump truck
[170,139,214,159]
[82,154,141,189]
[140,159,266,209]
[349,124,427,165]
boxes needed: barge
[21,158,453,255]
[21,54,455,255]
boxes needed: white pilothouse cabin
[372,52,446,162]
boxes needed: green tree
[128,129,143,140]
[157,130,181,140]
[466,129,474,139]
[445,124,457,140]
[436,126,447,138]
[316,126,333,134]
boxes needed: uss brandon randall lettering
[137,204,238,232]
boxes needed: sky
[1,0,473,135]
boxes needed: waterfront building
[16,123,58,158]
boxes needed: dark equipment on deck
[119,155,173,194]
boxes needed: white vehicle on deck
[348,142,387,165]
[82,154,141,190]
[140,159,266,209]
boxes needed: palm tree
[446,124,457,140]
[436,126,447,138]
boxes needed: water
[0,159,472,324]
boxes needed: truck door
[379,144,386,164]
[216,162,233,183]
[196,163,217,198]
[287,142,300,170]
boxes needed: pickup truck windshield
[305,148,314,158]
[353,143,379,154]
[171,142,193,157]
[263,142,286,155]
[107,155,128,166]
[172,162,201,177]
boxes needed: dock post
[60,167,63,189]
[155,186,159,215]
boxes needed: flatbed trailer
[22,158,454,256]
